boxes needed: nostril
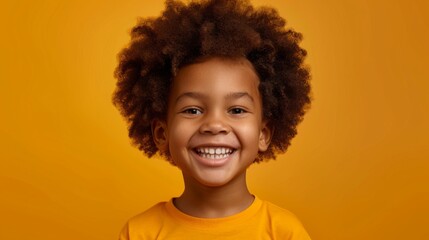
[201,125,230,134]
[198,113,231,134]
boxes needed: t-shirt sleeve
[118,222,130,240]
[265,201,312,240]
[290,223,312,240]
[274,217,312,240]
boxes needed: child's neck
[173,173,254,218]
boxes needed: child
[113,0,312,239]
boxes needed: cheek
[167,126,187,167]
[167,119,194,150]
[235,121,261,148]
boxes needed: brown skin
[113,0,311,162]
[176,170,254,218]
[152,57,272,218]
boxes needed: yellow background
[1,0,428,239]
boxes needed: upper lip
[191,143,238,150]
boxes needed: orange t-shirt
[119,196,311,240]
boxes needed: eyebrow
[225,92,254,102]
[175,92,206,104]
[175,91,254,103]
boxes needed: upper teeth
[196,147,234,155]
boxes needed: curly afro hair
[113,0,311,163]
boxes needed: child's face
[153,57,271,187]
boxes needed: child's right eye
[182,108,203,115]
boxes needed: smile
[194,147,235,159]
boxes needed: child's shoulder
[119,201,168,239]
[258,198,311,239]
[128,201,167,225]
[261,199,300,218]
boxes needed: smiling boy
[113,0,311,239]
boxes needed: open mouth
[194,147,236,159]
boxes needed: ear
[258,121,273,152]
[152,119,168,153]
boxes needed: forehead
[170,57,261,99]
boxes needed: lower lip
[190,150,235,167]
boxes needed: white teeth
[195,147,234,159]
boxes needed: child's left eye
[229,108,247,114]
[182,108,203,115]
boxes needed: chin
[193,170,243,188]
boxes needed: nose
[199,111,230,135]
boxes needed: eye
[182,108,203,115]
[228,107,247,115]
